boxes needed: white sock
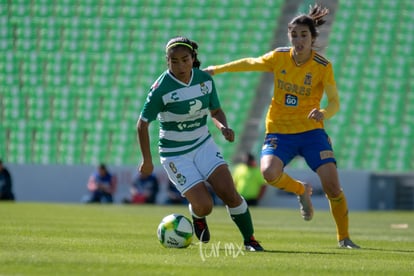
[226,197,248,215]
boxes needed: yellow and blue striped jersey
[213,47,339,134]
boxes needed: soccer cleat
[192,216,210,243]
[338,238,361,249]
[244,236,264,252]
[297,183,314,221]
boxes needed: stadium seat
[323,0,414,171]
[0,15,11,49]
[5,120,31,163]
[3,0,410,172]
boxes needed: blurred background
[0,0,413,208]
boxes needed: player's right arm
[138,80,164,176]
[137,118,154,176]
[204,51,276,75]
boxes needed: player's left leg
[208,164,264,251]
[302,129,360,248]
[317,163,360,249]
[316,163,348,238]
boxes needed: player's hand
[139,161,154,177]
[203,66,215,76]
[221,127,235,142]
[308,108,325,122]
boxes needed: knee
[191,201,213,217]
[260,156,283,183]
[323,182,343,198]
[325,188,342,199]
[261,166,282,183]
[195,205,213,217]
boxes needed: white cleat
[297,183,313,221]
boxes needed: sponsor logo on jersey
[171,92,179,101]
[177,121,201,130]
[277,79,311,96]
[285,94,298,106]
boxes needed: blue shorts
[261,129,336,172]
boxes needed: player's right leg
[263,165,313,220]
[184,183,214,243]
[260,144,313,221]
[161,154,212,243]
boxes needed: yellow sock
[267,173,305,195]
[327,191,349,241]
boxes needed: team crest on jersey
[200,82,209,94]
[304,73,312,85]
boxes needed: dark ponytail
[288,4,329,38]
[308,4,329,27]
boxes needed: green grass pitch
[1,202,413,275]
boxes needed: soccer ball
[157,214,193,248]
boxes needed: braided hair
[165,36,201,68]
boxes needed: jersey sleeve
[140,87,164,123]
[320,63,340,119]
[208,78,221,110]
[213,50,276,74]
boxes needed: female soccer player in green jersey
[205,5,360,249]
[137,36,263,251]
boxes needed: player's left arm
[308,85,339,122]
[210,108,235,142]
[309,61,340,122]
[320,84,340,119]
[321,63,340,119]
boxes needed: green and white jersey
[140,68,221,157]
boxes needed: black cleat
[338,238,361,249]
[192,216,210,243]
[244,236,264,252]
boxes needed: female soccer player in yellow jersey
[205,4,360,249]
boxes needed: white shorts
[160,138,227,196]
